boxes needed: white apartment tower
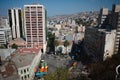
[0,17,12,45]
[24,4,46,53]
[8,8,23,39]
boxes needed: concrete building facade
[84,4,120,62]
[24,4,46,53]
[0,27,12,45]
[0,17,9,27]
[98,8,109,27]
[8,8,23,39]
[84,27,116,62]
[111,5,120,54]
[0,17,12,45]
[11,48,42,80]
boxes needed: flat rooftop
[11,52,36,68]
[9,38,26,46]
[0,49,16,60]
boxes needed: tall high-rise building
[112,4,120,54]
[98,8,109,28]
[8,8,23,39]
[24,4,46,52]
[84,4,120,62]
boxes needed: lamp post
[116,65,120,80]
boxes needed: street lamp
[116,65,120,80]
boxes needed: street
[41,54,71,73]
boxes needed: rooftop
[9,38,26,46]
[0,62,19,80]
[0,49,16,60]
[11,52,37,68]
[24,3,44,7]
[18,47,41,54]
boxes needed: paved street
[41,54,71,73]
[41,54,83,74]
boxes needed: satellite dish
[116,65,120,74]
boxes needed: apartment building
[83,4,120,62]
[112,5,120,54]
[0,28,11,45]
[0,17,8,27]
[98,8,109,28]
[24,4,46,53]
[84,27,116,62]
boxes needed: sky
[0,0,119,17]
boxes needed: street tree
[0,44,7,49]
[44,67,68,80]
[11,43,18,49]
[64,40,70,54]
[47,32,55,53]
[75,18,83,26]
[54,40,59,54]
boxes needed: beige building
[54,24,62,37]
[24,4,46,53]
[78,24,85,32]
[11,48,42,80]
[9,38,26,48]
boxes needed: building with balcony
[24,4,46,53]
[0,27,12,45]
[83,4,120,63]
[0,17,12,46]
[98,8,109,27]
[110,4,120,54]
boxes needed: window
[28,74,29,78]
[24,69,26,73]
[24,75,27,79]
[25,13,30,17]
[27,68,29,72]
[25,7,30,11]
[21,76,23,80]
[37,7,42,11]
[38,14,42,16]
[31,14,36,17]
[21,70,23,74]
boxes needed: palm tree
[63,40,69,54]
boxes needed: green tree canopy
[0,44,7,49]
[47,32,55,47]
[44,67,68,80]
[75,18,83,26]
[89,52,120,80]
[64,40,69,47]
[54,40,59,47]
[11,43,18,49]
[64,40,70,54]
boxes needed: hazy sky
[0,0,119,17]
